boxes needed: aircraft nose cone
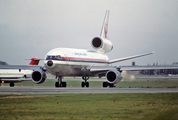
[47,60,53,67]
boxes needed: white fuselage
[44,48,109,76]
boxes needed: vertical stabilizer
[100,10,110,39]
[91,10,112,53]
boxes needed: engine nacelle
[32,70,46,84]
[91,37,113,53]
[106,69,122,84]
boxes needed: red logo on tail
[29,58,40,65]
[104,22,108,38]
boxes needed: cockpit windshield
[46,55,62,60]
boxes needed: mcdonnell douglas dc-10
[1,10,178,87]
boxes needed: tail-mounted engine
[106,69,122,84]
[32,69,46,84]
[91,37,113,53]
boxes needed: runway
[0,87,178,94]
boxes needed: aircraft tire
[103,82,108,87]
[55,82,60,87]
[62,82,67,87]
[109,83,114,88]
[86,82,89,87]
[81,82,85,87]
[10,83,14,87]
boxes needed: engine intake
[92,37,113,53]
[92,37,102,48]
[106,69,122,84]
[32,70,46,84]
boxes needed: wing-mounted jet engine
[31,68,46,84]
[103,69,122,87]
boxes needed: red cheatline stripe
[61,57,109,62]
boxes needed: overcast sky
[0,0,178,66]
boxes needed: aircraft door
[64,54,69,65]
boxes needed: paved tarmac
[0,87,178,94]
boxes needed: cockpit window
[46,55,62,60]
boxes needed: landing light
[47,60,53,67]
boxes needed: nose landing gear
[81,76,89,88]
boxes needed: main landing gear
[10,83,14,87]
[103,82,115,88]
[55,76,67,87]
[81,76,89,87]
[0,81,15,87]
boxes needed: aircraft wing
[89,65,178,74]
[119,66,178,71]
[109,52,154,64]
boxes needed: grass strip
[0,93,178,120]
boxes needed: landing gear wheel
[85,82,89,87]
[55,82,60,87]
[103,82,108,87]
[55,76,67,88]
[10,83,14,87]
[81,76,90,88]
[55,82,67,87]
[81,82,85,87]
[109,83,114,88]
[61,82,67,87]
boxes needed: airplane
[41,10,155,88]
[1,10,178,88]
[0,58,42,87]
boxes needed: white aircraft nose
[47,60,53,67]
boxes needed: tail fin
[26,58,43,65]
[100,10,110,39]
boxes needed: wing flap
[89,66,117,73]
